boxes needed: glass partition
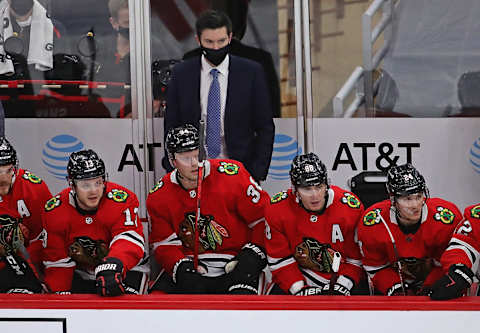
[1,0,133,118]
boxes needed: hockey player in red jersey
[0,137,51,293]
[357,163,462,296]
[147,124,268,294]
[430,203,480,300]
[42,149,146,296]
[264,153,364,296]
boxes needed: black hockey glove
[224,243,267,294]
[95,257,125,297]
[295,286,324,296]
[173,259,210,294]
[386,282,408,296]
[322,283,351,296]
[430,264,474,301]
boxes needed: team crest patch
[470,205,480,219]
[107,189,129,203]
[149,181,164,194]
[271,191,288,203]
[434,206,455,224]
[22,170,42,184]
[363,208,382,226]
[341,192,361,209]
[45,195,61,211]
[217,162,239,175]
[179,212,230,252]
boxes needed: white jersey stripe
[43,257,76,268]
[110,231,145,253]
[248,217,265,229]
[268,256,295,271]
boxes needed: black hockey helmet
[0,137,17,168]
[0,213,23,253]
[386,163,427,197]
[290,153,328,187]
[166,124,199,159]
[67,149,106,181]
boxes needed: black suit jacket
[183,39,281,118]
[164,54,275,181]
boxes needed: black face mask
[117,27,129,40]
[10,0,34,17]
[201,44,230,66]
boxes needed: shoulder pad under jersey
[362,208,383,226]
[340,192,362,209]
[149,180,164,194]
[216,161,240,175]
[107,189,129,203]
[45,195,62,212]
[469,205,480,219]
[271,191,288,204]
[22,170,43,184]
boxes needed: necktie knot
[210,68,219,80]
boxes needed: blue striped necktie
[207,68,221,158]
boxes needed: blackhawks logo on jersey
[217,162,239,175]
[470,205,480,219]
[107,189,129,203]
[271,191,288,203]
[341,192,361,209]
[45,195,61,211]
[363,208,382,226]
[178,212,230,252]
[22,170,42,184]
[149,181,164,194]
[434,206,455,224]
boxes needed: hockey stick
[193,120,207,270]
[4,243,49,293]
[378,212,407,295]
[327,251,342,294]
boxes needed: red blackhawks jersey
[0,169,52,267]
[441,203,480,277]
[147,159,268,277]
[357,198,461,294]
[42,182,145,292]
[264,186,364,294]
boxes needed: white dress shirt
[200,54,229,158]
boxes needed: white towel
[0,0,53,75]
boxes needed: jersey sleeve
[265,205,305,294]
[338,212,364,285]
[42,200,75,292]
[441,206,480,272]
[232,166,269,247]
[358,217,400,295]
[26,180,53,267]
[106,191,145,273]
[147,185,186,275]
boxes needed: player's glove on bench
[173,259,211,294]
[430,264,474,300]
[224,243,267,294]
[95,257,125,296]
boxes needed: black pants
[149,270,261,295]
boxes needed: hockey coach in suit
[163,9,274,182]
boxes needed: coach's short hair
[195,10,232,38]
